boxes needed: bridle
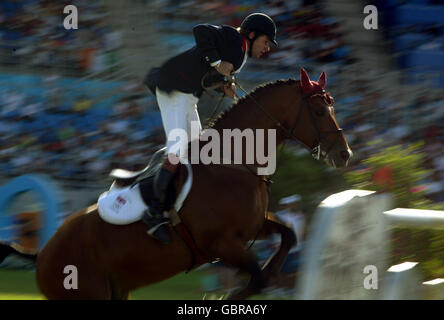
[233,79,344,161]
[298,91,344,160]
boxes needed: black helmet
[240,13,278,46]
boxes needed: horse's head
[289,68,352,168]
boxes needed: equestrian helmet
[240,13,278,46]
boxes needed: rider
[141,13,278,244]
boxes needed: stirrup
[143,210,170,243]
[147,220,168,234]
[147,220,170,244]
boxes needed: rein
[203,93,226,129]
[200,75,343,177]
[201,70,231,129]
[234,80,312,153]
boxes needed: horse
[0,68,352,299]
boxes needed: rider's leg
[140,153,179,243]
[141,88,199,244]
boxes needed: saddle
[107,146,193,223]
[106,149,203,270]
[109,147,166,188]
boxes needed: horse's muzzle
[327,148,353,168]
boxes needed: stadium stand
[374,0,444,87]
[0,0,443,203]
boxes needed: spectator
[20,97,43,122]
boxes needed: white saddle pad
[97,185,148,225]
[97,163,193,225]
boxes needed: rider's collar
[242,36,248,52]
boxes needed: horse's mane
[208,78,299,128]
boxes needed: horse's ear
[318,71,326,89]
[300,68,314,94]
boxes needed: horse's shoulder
[61,204,98,226]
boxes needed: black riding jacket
[145,24,247,97]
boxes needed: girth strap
[170,209,208,272]
[173,223,208,272]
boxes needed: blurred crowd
[0,0,444,298]
[0,0,122,74]
[195,0,444,202]
[0,75,164,182]
[336,85,444,202]
[200,0,356,68]
[375,0,444,51]
[157,0,356,79]
[0,2,443,204]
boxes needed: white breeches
[156,87,201,158]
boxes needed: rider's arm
[193,24,234,76]
[192,24,223,67]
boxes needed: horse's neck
[205,86,293,171]
[212,88,288,145]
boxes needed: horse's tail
[0,241,38,265]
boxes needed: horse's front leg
[257,215,297,279]
[209,238,266,300]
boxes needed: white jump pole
[383,208,444,230]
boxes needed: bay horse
[0,68,351,299]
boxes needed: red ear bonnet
[300,68,326,95]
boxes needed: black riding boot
[141,156,178,244]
